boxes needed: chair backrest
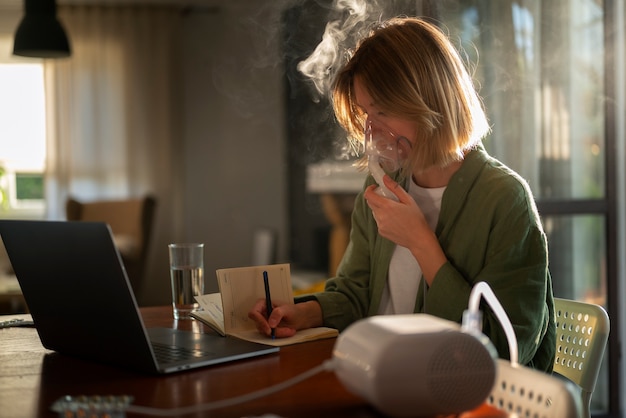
[66,195,157,296]
[488,359,582,418]
[553,297,610,418]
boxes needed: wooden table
[0,306,508,418]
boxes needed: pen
[263,270,275,339]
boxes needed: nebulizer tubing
[123,360,335,416]
[364,119,408,201]
[367,154,397,200]
[462,281,519,367]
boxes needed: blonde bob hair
[332,17,490,174]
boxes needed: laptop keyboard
[151,343,213,363]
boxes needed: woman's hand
[364,174,447,285]
[364,174,429,248]
[248,299,323,338]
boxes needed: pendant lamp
[13,0,71,58]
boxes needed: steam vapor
[297,0,383,100]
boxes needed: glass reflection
[440,0,605,200]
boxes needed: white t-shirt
[378,180,445,315]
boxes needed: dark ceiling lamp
[13,0,71,59]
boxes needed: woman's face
[354,77,415,172]
[353,76,418,146]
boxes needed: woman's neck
[412,160,463,188]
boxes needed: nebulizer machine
[364,118,411,200]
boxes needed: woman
[250,17,555,372]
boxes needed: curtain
[43,6,183,305]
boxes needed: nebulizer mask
[364,118,412,201]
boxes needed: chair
[66,195,157,298]
[553,297,610,418]
[488,358,582,418]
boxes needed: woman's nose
[366,117,387,135]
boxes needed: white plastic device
[364,119,410,201]
[332,314,497,417]
[367,155,397,200]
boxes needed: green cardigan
[299,144,556,372]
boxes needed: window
[439,1,614,415]
[0,63,46,217]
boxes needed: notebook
[0,219,279,374]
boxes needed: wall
[143,3,290,305]
[171,3,289,298]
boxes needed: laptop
[0,219,279,374]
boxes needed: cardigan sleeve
[294,174,397,331]
[296,181,375,331]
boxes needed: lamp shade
[13,0,71,58]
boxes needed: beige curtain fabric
[43,6,183,304]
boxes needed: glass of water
[168,243,205,320]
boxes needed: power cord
[125,359,336,416]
